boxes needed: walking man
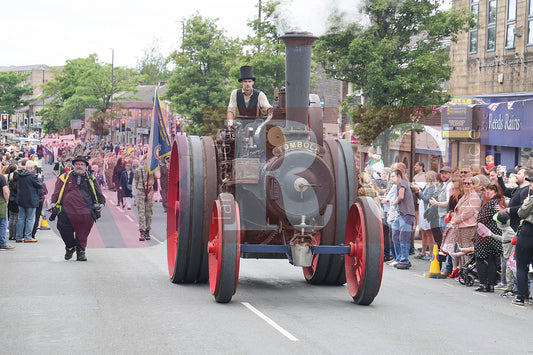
[134,156,160,241]
[50,156,105,261]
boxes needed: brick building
[102,84,176,145]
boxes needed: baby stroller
[457,252,477,287]
[457,252,501,287]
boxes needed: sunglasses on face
[461,171,468,174]
[463,182,473,185]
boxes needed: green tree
[165,14,241,136]
[41,54,141,134]
[0,71,33,114]
[136,38,171,85]
[314,0,475,145]
[233,0,286,101]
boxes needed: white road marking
[126,215,136,223]
[241,302,298,342]
[149,234,163,244]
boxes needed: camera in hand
[48,206,60,221]
[35,167,42,174]
[92,203,101,220]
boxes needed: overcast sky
[1,0,451,69]
[1,0,260,68]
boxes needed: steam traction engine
[166,32,384,304]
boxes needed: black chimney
[280,32,318,128]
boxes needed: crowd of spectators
[0,138,170,250]
[359,152,533,306]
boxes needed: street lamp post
[110,48,115,144]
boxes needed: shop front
[478,93,533,169]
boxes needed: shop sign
[481,100,533,148]
[442,130,472,138]
[442,106,473,137]
[451,98,473,105]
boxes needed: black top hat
[238,65,256,82]
[72,156,89,166]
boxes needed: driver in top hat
[227,65,272,126]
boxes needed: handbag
[444,211,452,224]
[424,204,439,221]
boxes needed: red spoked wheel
[303,139,354,285]
[345,197,384,305]
[208,193,241,303]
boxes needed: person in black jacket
[497,168,532,232]
[15,161,42,242]
[119,161,134,210]
[31,178,48,239]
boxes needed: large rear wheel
[167,135,217,283]
[167,134,191,282]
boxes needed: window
[470,0,479,54]
[470,30,478,54]
[529,19,533,45]
[487,0,497,51]
[506,0,517,48]
[529,0,533,45]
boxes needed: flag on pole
[148,88,172,173]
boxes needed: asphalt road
[2,222,533,354]
[1,163,532,354]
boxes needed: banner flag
[148,88,172,173]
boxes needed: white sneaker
[388,261,398,267]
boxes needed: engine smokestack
[280,32,318,128]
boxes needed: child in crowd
[492,212,517,296]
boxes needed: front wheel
[208,193,241,303]
[344,197,384,305]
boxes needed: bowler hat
[238,65,256,82]
[72,156,89,166]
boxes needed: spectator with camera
[50,156,105,261]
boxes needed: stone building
[446,0,533,169]
[0,64,56,133]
